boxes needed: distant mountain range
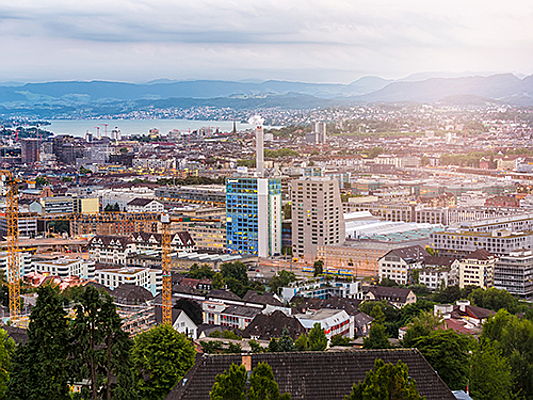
[0,73,531,117]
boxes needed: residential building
[226,177,282,257]
[126,198,164,213]
[20,138,40,164]
[155,185,226,205]
[418,256,459,290]
[129,231,195,253]
[363,286,417,308]
[88,235,133,264]
[95,267,162,295]
[293,308,354,339]
[457,249,496,289]
[291,177,345,261]
[494,250,533,298]
[378,245,426,285]
[32,257,95,279]
[165,350,457,400]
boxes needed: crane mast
[161,214,172,325]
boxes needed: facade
[95,267,162,295]
[73,197,99,214]
[20,138,41,164]
[495,250,533,298]
[280,279,360,302]
[291,177,345,261]
[29,196,74,214]
[155,185,226,205]
[0,252,32,278]
[457,249,497,289]
[0,216,37,238]
[88,235,133,264]
[363,286,417,308]
[32,257,95,279]
[129,231,195,253]
[226,177,282,257]
[377,245,426,285]
[126,198,164,213]
[431,229,533,257]
[294,308,354,339]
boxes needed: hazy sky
[0,0,531,83]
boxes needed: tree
[210,363,247,400]
[470,340,513,400]
[481,310,533,399]
[469,287,519,313]
[212,272,225,289]
[248,362,291,400]
[269,270,296,293]
[294,334,309,351]
[308,323,327,351]
[0,329,15,399]
[221,262,249,297]
[35,176,48,186]
[8,286,71,400]
[345,359,424,400]
[363,323,390,349]
[313,259,324,277]
[131,325,196,400]
[269,329,295,353]
[379,277,399,287]
[401,311,442,348]
[412,330,474,390]
[70,286,137,400]
[330,334,351,347]
[186,264,215,280]
[210,363,290,400]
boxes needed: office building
[291,177,345,261]
[495,250,533,298]
[226,177,282,257]
[32,257,95,280]
[29,196,74,214]
[95,267,162,296]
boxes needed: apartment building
[293,309,354,339]
[377,245,427,285]
[126,198,164,213]
[457,249,497,289]
[291,177,345,261]
[88,235,133,265]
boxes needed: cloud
[0,0,531,82]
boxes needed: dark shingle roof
[465,249,494,260]
[221,305,261,318]
[242,310,306,340]
[112,284,153,305]
[385,245,427,262]
[166,350,456,400]
[293,296,361,316]
[127,198,156,207]
[365,285,414,303]
[206,289,241,301]
[423,255,458,267]
[243,290,283,306]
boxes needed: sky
[0,0,531,83]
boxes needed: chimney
[255,125,264,177]
[241,353,252,372]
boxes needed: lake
[45,119,259,137]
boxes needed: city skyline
[0,0,531,83]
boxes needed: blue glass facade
[226,177,281,256]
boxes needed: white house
[95,267,162,295]
[126,198,164,213]
[294,309,354,339]
[172,310,199,339]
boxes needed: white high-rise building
[291,177,345,261]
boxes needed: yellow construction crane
[15,210,176,325]
[0,170,20,320]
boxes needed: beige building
[458,249,497,289]
[291,177,345,261]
